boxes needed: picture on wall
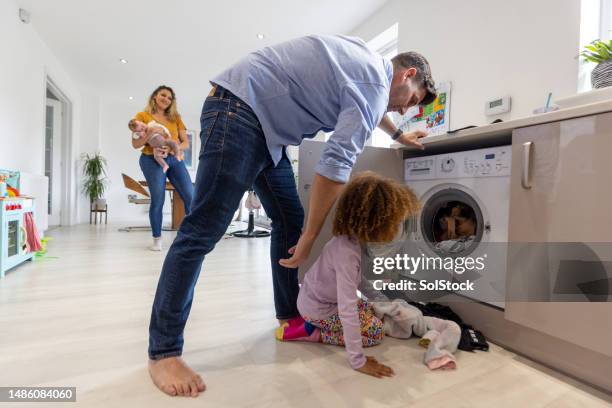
[184,130,198,170]
[394,81,451,137]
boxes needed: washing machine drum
[418,187,487,257]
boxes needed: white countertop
[392,98,612,152]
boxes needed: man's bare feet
[148,357,206,397]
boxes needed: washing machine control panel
[404,158,435,178]
[405,146,511,180]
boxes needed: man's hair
[391,51,437,106]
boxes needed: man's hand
[279,232,316,269]
[278,173,344,269]
[396,130,428,149]
[355,357,395,378]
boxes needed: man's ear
[404,67,418,80]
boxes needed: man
[148,34,436,397]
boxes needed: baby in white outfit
[129,119,183,173]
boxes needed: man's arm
[377,114,397,136]
[377,114,428,149]
[279,173,344,269]
[280,83,387,268]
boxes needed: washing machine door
[415,183,490,258]
[414,183,507,307]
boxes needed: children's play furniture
[0,169,36,278]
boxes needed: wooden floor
[0,224,610,407]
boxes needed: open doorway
[45,78,72,227]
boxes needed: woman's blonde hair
[332,171,421,243]
[144,85,179,121]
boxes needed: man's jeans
[139,154,193,238]
[149,86,304,359]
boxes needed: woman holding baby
[130,85,194,251]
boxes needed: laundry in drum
[431,201,477,251]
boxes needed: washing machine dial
[441,158,455,173]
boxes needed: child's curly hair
[332,171,420,243]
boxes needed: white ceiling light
[128,96,134,100]
[256,33,265,39]
[119,58,128,64]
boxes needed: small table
[139,181,188,230]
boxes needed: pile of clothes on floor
[404,301,489,352]
[369,299,489,370]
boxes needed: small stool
[90,203,108,224]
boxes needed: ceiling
[18,0,389,121]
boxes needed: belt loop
[219,87,226,99]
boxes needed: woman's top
[133,111,186,156]
[297,235,366,369]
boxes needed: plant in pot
[82,153,108,210]
[581,39,612,89]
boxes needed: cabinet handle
[521,141,533,189]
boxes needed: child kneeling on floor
[276,171,420,378]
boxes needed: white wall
[76,90,102,222]
[0,0,94,226]
[351,0,581,129]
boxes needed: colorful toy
[7,185,19,197]
[0,174,7,198]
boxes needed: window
[579,0,612,91]
[368,23,398,148]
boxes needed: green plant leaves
[581,39,612,63]
[81,152,108,203]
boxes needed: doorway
[44,78,72,227]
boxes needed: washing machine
[403,145,511,308]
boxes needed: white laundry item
[371,299,460,370]
[434,235,475,253]
[245,191,262,210]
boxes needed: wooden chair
[122,173,151,200]
[119,173,152,232]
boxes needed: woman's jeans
[148,86,304,359]
[139,154,194,238]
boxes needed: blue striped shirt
[211,35,393,183]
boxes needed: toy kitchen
[0,169,38,277]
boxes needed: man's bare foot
[148,357,206,397]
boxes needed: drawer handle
[521,141,533,189]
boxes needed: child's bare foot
[148,357,206,397]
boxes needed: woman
[130,85,194,251]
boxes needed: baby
[129,119,183,173]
